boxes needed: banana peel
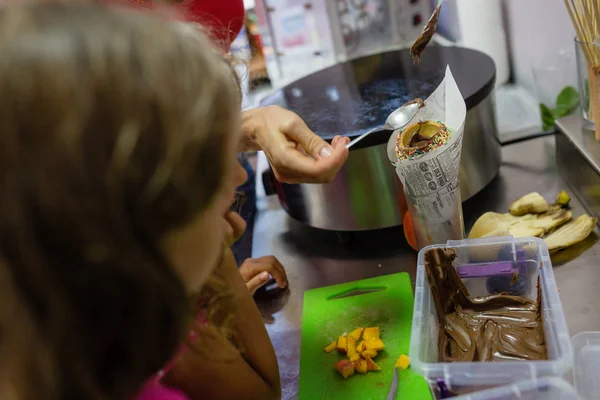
[468,212,525,239]
[508,209,571,238]
[468,209,569,239]
[481,227,510,238]
[509,192,549,216]
[528,208,573,233]
[544,215,597,252]
[470,191,596,254]
[508,222,544,238]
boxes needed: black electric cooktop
[261,46,495,148]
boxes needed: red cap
[126,0,245,51]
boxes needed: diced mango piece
[356,340,365,353]
[334,359,355,379]
[363,327,380,340]
[365,356,381,371]
[364,338,385,351]
[324,341,337,353]
[348,327,364,342]
[349,353,361,362]
[396,354,411,370]
[361,349,378,358]
[346,336,357,358]
[356,359,368,374]
[366,357,381,371]
[337,336,347,353]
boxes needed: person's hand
[239,256,288,295]
[241,106,350,184]
[223,211,246,247]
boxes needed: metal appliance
[261,46,500,231]
[253,0,432,88]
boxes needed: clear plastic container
[441,332,600,399]
[452,377,580,400]
[571,332,600,400]
[410,236,573,395]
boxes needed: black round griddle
[260,46,495,150]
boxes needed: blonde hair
[170,14,243,355]
[0,2,239,399]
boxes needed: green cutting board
[299,273,431,400]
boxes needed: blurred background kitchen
[232,0,580,143]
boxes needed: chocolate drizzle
[410,1,443,64]
[424,248,547,362]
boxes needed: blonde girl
[0,2,277,399]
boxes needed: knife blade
[385,367,399,400]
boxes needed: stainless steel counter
[556,116,600,222]
[251,135,600,400]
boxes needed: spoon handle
[345,125,385,149]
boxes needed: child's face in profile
[162,126,247,294]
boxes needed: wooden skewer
[591,0,600,39]
[564,0,600,139]
[565,0,590,62]
[567,0,600,63]
[593,0,600,37]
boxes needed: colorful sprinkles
[395,120,451,161]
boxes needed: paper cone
[387,66,467,248]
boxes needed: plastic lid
[572,332,600,400]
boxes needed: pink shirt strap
[136,381,189,400]
[135,308,208,400]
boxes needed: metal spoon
[345,98,424,149]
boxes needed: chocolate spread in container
[424,248,547,362]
